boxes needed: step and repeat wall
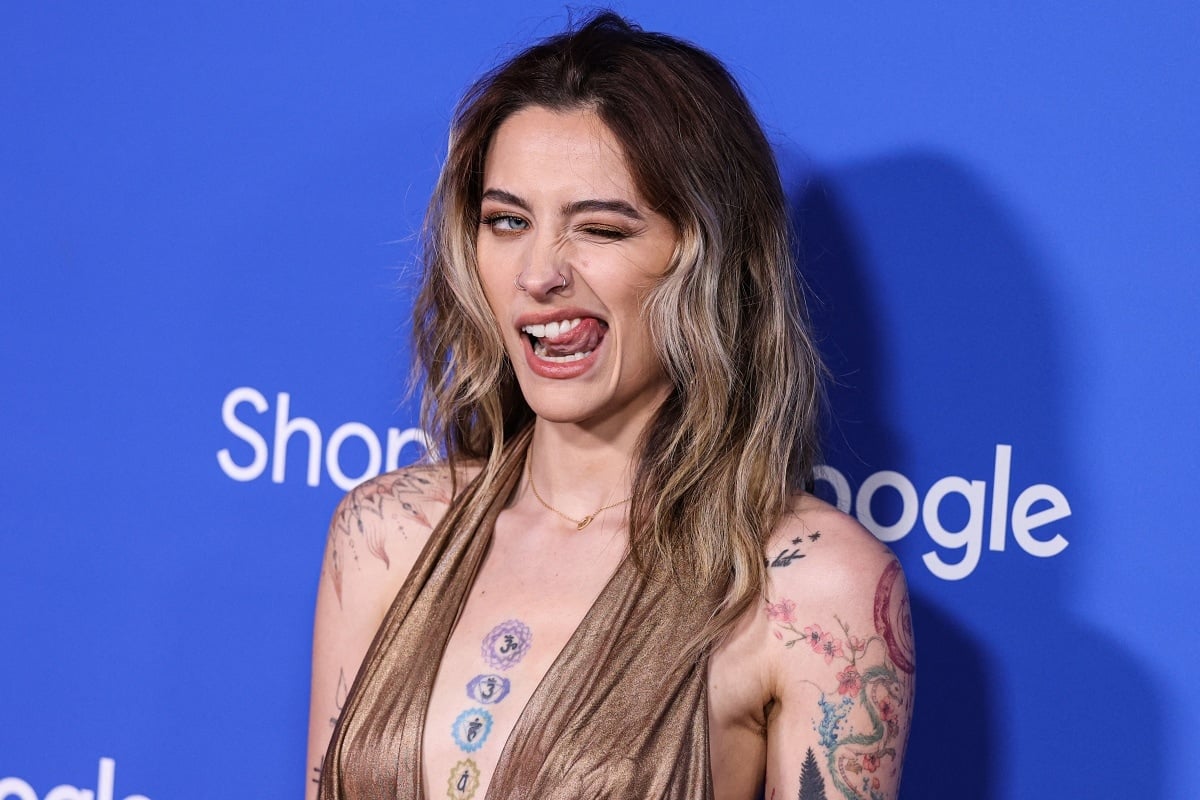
[3,3,1197,798]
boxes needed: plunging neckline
[418,514,633,799]
[321,424,716,799]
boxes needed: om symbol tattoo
[481,620,532,670]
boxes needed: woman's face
[476,105,677,433]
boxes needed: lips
[523,317,605,361]
[515,311,608,378]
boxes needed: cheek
[475,247,512,315]
[620,306,660,364]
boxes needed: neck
[523,415,644,523]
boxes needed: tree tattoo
[798,747,829,800]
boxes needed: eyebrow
[481,189,645,222]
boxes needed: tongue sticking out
[538,318,605,357]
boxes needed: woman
[308,12,913,800]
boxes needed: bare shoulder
[714,494,902,686]
[764,493,900,605]
[760,493,913,696]
[756,494,915,799]
[321,460,478,617]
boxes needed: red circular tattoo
[873,560,916,674]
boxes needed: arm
[305,466,457,798]
[763,504,915,800]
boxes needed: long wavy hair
[413,11,825,646]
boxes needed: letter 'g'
[921,476,987,580]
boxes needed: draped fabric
[319,427,715,799]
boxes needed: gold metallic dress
[319,429,716,799]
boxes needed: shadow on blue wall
[787,152,1164,798]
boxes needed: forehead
[482,106,639,202]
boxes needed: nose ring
[513,272,569,291]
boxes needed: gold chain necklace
[525,457,631,530]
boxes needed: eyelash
[480,213,528,233]
[580,225,628,241]
[479,213,630,241]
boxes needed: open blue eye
[482,213,529,233]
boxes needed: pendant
[576,515,594,530]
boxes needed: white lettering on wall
[813,444,1071,580]
[216,388,1070,580]
[0,758,150,800]
[216,386,433,491]
[216,387,269,481]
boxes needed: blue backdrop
[3,3,1197,798]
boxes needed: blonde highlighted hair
[413,11,825,646]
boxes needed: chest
[421,521,626,799]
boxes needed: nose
[516,235,571,297]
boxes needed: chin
[519,392,604,425]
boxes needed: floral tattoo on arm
[766,561,914,800]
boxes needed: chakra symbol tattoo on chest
[446,759,480,800]
[451,708,494,752]
[443,620,532,797]
[481,619,532,670]
[467,673,512,704]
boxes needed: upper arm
[762,501,915,800]
[305,465,460,798]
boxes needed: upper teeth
[522,318,582,339]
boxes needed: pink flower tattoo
[837,665,862,696]
[803,624,844,663]
[765,598,797,624]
